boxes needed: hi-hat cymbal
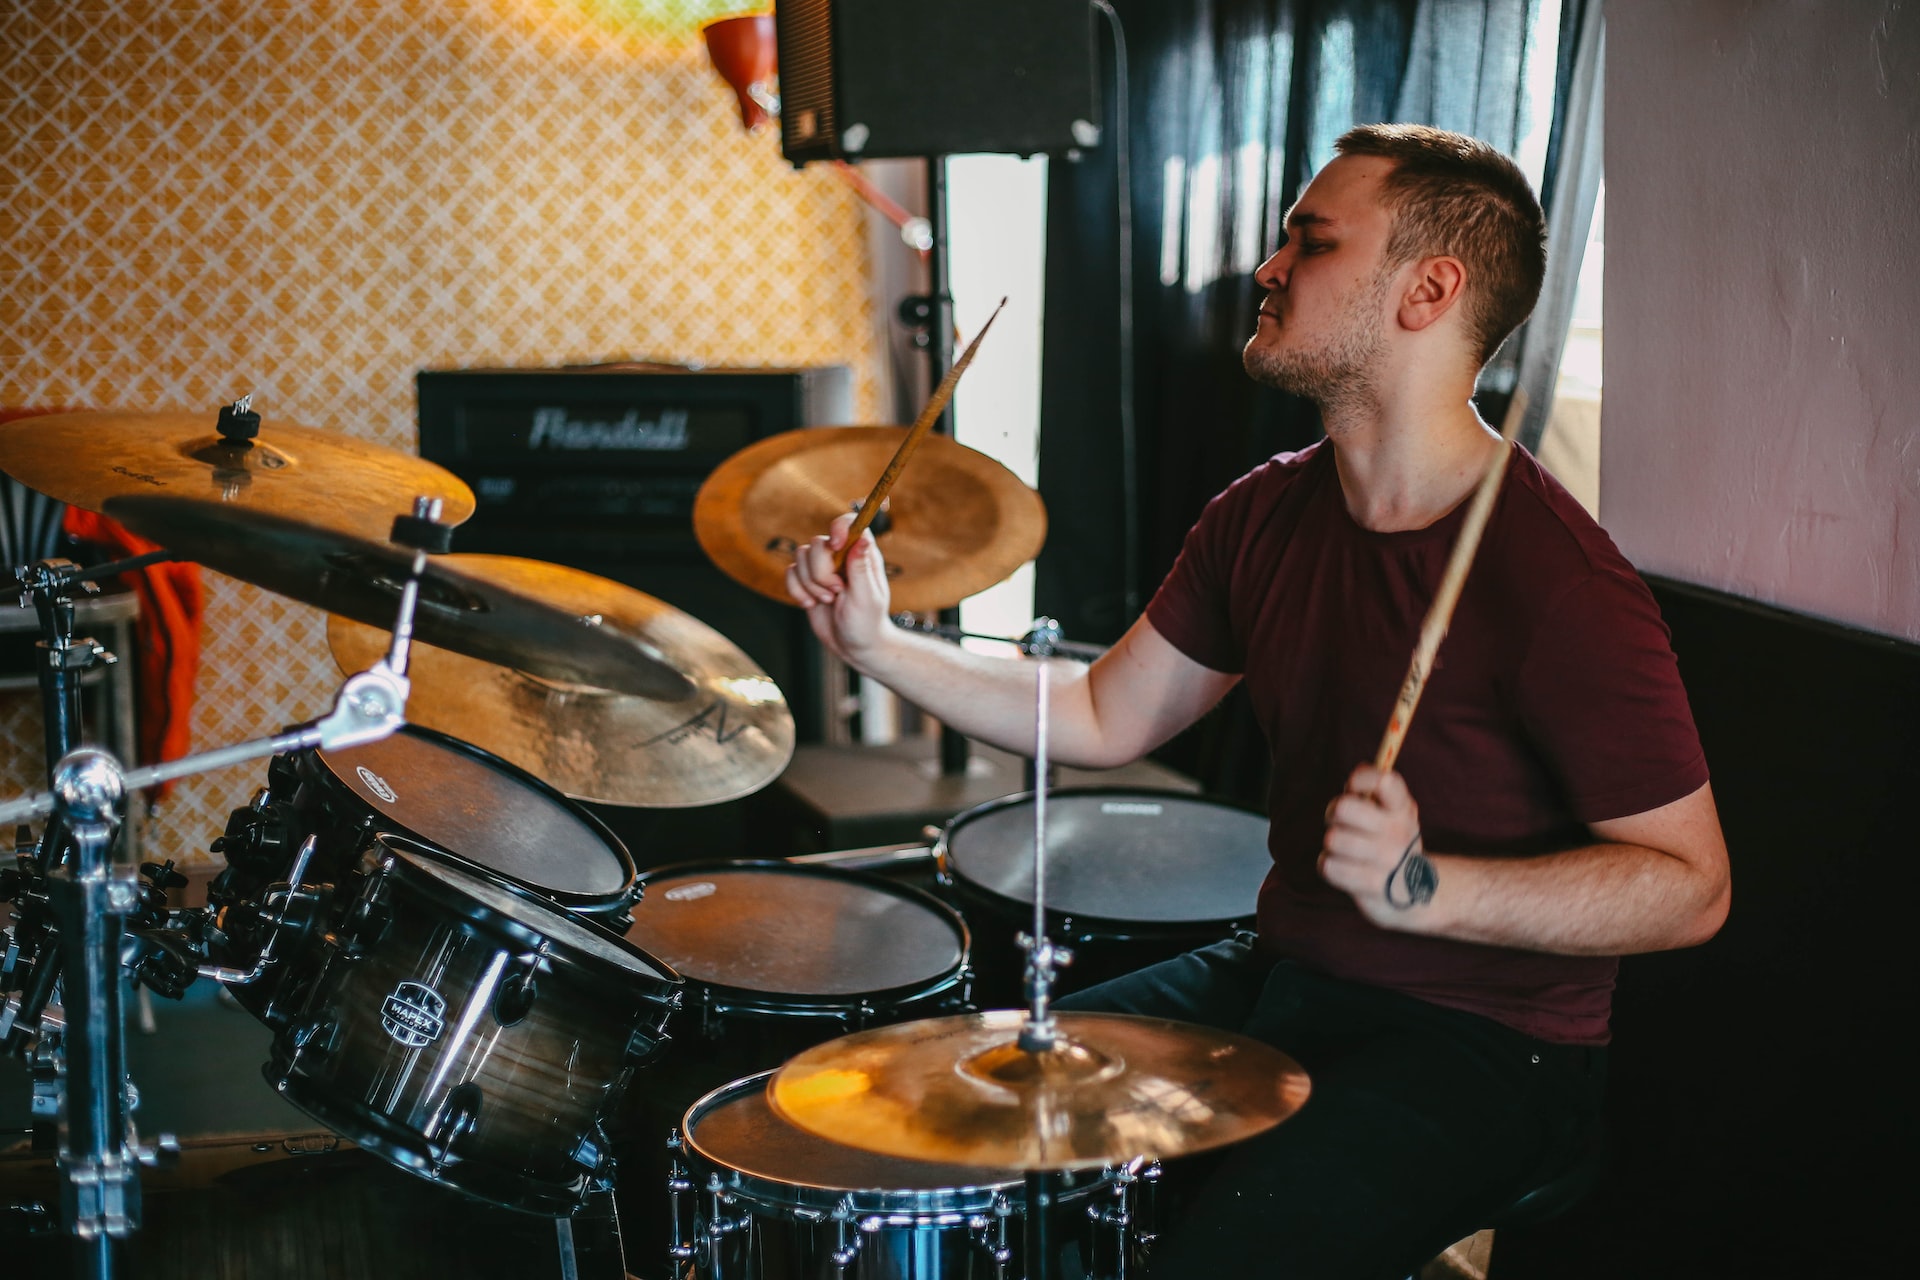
[768,1010,1310,1172]
[104,495,689,700]
[0,409,475,539]
[327,555,795,808]
[693,426,1047,614]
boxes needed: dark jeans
[1053,937,1606,1280]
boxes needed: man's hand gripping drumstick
[1320,391,1529,921]
[789,300,1006,656]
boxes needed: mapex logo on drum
[1100,802,1165,816]
[663,882,718,902]
[356,765,398,804]
[381,982,447,1048]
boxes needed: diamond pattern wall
[0,0,885,868]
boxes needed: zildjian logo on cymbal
[639,701,747,748]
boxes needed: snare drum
[611,861,974,1267]
[624,860,973,1051]
[264,835,682,1215]
[937,789,1271,1008]
[670,1071,1150,1280]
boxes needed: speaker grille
[775,0,839,164]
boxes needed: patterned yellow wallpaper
[0,0,884,868]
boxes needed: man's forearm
[1392,839,1731,956]
[845,624,1124,768]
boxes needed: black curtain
[1037,0,1570,806]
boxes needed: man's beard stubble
[1241,269,1392,413]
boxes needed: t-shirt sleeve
[1515,567,1711,823]
[1144,479,1251,674]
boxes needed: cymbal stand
[1014,659,1073,1280]
[0,512,429,1280]
[7,551,179,793]
[1,551,177,1071]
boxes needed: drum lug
[664,1131,697,1263]
[569,1126,612,1176]
[625,1023,671,1065]
[829,1198,862,1275]
[492,953,540,1027]
[426,1082,483,1166]
[971,1193,1015,1280]
[285,1012,339,1060]
[702,1172,749,1272]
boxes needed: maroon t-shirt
[1147,440,1708,1045]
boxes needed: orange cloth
[59,507,206,801]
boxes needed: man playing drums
[788,124,1729,1278]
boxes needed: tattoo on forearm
[1385,832,1437,909]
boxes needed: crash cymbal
[768,1010,1310,1172]
[0,409,475,539]
[693,426,1046,614]
[327,555,795,808]
[104,495,689,700]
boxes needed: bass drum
[265,835,682,1216]
[670,1070,1153,1280]
[937,789,1271,1009]
[209,724,639,1023]
[611,860,974,1270]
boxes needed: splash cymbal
[327,555,795,808]
[768,1010,1310,1172]
[104,496,689,700]
[693,426,1046,614]
[0,409,475,539]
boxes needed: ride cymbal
[768,1010,1310,1172]
[693,426,1046,614]
[104,496,689,700]
[0,409,475,539]
[327,555,795,808]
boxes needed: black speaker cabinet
[775,0,1099,163]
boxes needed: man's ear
[1397,255,1467,333]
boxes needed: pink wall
[1603,1,1920,642]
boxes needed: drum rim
[310,723,638,909]
[266,1066,592,1216]
[681,1069,1025,1216]
[628,858,972,1008]
[370,834,683,1000]
[934,786,1271,931]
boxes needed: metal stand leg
[1025,1171,1055,1280]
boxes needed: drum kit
[0,397,1306,1280]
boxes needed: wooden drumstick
[833,296,1008,573]
[1373,388,1530,773]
